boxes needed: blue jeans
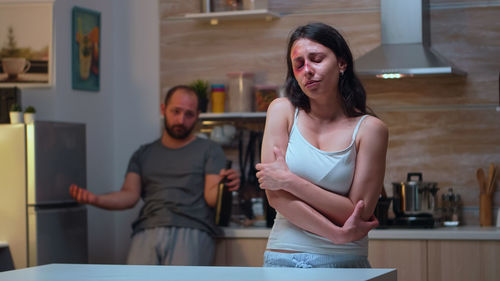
[263,251,371,268]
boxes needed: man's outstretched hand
[69,184,97,205]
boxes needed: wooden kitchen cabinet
[369,239,500,281]
[369,240,428,281]
[427,240,500,281]
[214,238,268,267]
[216,235,500,280]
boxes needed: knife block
[480,193,492,226]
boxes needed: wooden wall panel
[159,0,380,16]
[363,76,470,107]
[160,12,379,92]
[378,108,500,221]
[430,6,500,96]
[159,0,500,225]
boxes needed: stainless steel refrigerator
[0,121,88,269]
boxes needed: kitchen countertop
[368,226,500,240]
[219,226,500,240]
[0,263,397,281]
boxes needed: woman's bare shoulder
[268,97,294,111]
[267,97,295,118]
[266,97,295,133]
[360,115,388,139]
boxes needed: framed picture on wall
[72,6,100,92]
[0,2,53,88]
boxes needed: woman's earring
[340,70,344,77]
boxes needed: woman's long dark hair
[285,22,369,117]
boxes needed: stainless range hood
[355,0,466,78]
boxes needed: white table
[0,264,396,281]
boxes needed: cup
[211,84,226,113]
[222,124,236,140]
[210,125,236,145]
[210,126,224,143]
[1,58,31,78]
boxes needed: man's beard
[164,117,196,140]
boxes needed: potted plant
[1,26,31,80]
[24,105,36,124]
[189,79,209,112]
[9,103,23,124]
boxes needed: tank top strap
[351,115,369,141]
[290,107,299,129]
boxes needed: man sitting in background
[69,85,240,265]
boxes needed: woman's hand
[256,146,291,191]
[336,200,379,244]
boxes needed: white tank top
[266,109,369,256]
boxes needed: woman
[255,22,388,268]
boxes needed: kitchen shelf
[184,9,280,23]
[200,112,266,121]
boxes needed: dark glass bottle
[263,192,276,227]
[215,160,233,226]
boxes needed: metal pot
[392,173,439,216]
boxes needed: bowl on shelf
[210,124,236,145]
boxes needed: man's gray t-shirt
[127,137,226,237]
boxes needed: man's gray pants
[127,226,215,265]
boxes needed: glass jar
[211,0,241,12]
[211,84,226,113]
[441,188,461,223]
[226,72,254,112]
[242,0,268,10]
